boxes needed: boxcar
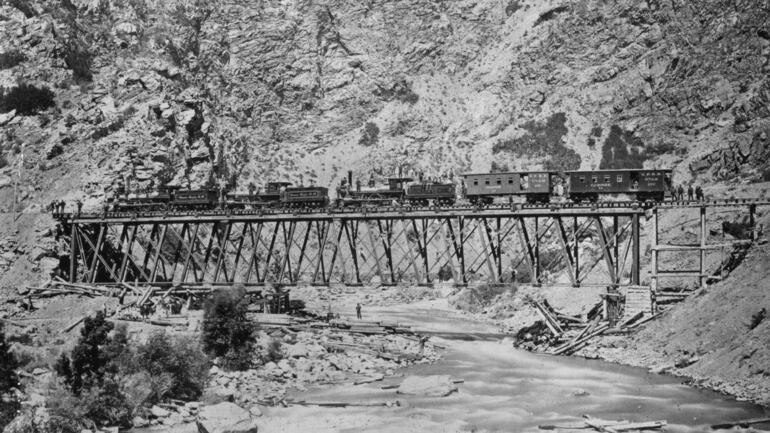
[281,186,329,207]
[462,172,551,203]
[567,169,672,201]
[405,182,455,205]
[173,189,220,210]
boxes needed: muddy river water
[257,302,769,433]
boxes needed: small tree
[135,332,208,402]
[202,288,256,370]
[55,311,114,394]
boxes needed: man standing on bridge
[695,185,704,201]
[687,185,694,201]
[356,302,362,320]
[76,199,83,216]
[677,184,684,201]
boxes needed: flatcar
[463,171,552,204]
[567,169,672,202]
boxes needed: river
[257,301,769,433]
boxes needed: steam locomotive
[108,168,672,213]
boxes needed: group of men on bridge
[49,199,83,216]
[672,184,704,201]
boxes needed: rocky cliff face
[1,0,769,211]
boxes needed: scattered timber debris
[539,415,667,431]
[711,417,770,430]
[512,296,665,355]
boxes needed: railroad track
[53,198,770,221]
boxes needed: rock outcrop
[196,402,258,433]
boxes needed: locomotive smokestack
[348,170,353,187]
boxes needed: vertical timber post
[750,203,757,241]
[69,221,77,283]
[613,216,619,285]
[700,205,707,289]
[534,217,541,286]
[574,217,579,286]
[651,208,658,292]
[631,212,640,286]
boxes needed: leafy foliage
[0,324,16,393]
[599,125,647,169]
[0,324,19,430]
[0,84,55,115]
[55,311,114,394]
[493,113,581,170]
[0,50,26,69]
[359,122,380,147]
[264,339,283,364]
[134,332,208,403]
[52,315,209,427]
[202,288,256,370]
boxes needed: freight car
[567,169,672,202]
[463,171,553,204]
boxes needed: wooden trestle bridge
[54,200,765,291]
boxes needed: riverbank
[446,243,770,410]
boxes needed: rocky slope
[1,0,769,212]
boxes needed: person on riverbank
[356,303,362,320]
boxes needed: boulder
[132,416,150,428]
[196,402,258,433]
[397,375,457,397]
[287,342,308,358]
[150,405,171,418]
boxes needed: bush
[264,339,282,364]
[0,324,17,393]
[0,50,26,69]
[0,324,19,430]
[202,288,256,370]
[62,43,92,81]
[493,112,581,170]
[51,315,210,427]
[55,311,115,394]
[599,125,647,169]
[359,122,379,147]
[0,84,55,115]
[134,332,208,403]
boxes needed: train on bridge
[110,168,672,212]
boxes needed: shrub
[490,161,510,172]
[599,125,647,169]
[55,311,115,394]
[202,288,256,370]
[47,375,129,430]
[0,323,19,430]
[62,43,92,81]
[0,84,55,115]
[134,332,208,403]
[359,122,379,146]
[264,339,282,364]
[0,50,26,69]
[493,113,581,170]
